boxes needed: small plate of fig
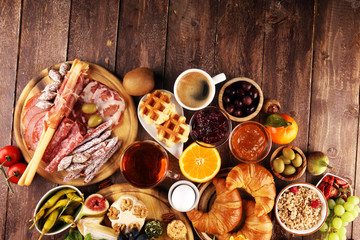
[218,77,263,122]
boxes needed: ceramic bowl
[33,185,83,236]
[229,121,271,163]
[275,182,328,235]
[218,77,263,122]
[316,173,353,197]
[270,145,307,181]
[189,106,232,148]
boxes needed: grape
[341,220,348,227]
[319,222,328,233]
[344,202,354,211]
[327,208,330,217]
[334,205,345,216]
[328,233,340,240]
[350,209,359,219]
[347,195,360,205]
[328,199,336,209]
[337,226,346,236]
[335,198,346,205]
[332,217,342,229]
[340,236,346,240]
[355,205,360,213]
[341,212,354,222]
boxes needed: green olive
[280,155,291,165]
[88,115,103,128]
[81,103,98,114]
[283,165,296,175]
[292,153,303,167]
[272,157,285,173]
[282,147,295,160]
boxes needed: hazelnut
[262,99,281,114]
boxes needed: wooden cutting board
[13,61,138,186]
[97,183,195,240]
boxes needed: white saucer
[137,90,185,159]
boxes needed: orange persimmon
[265,114,298,145]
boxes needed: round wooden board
[97,183,194,240]
[14,61,138,186]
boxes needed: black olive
[234,99,243,108]
[249,87,259,99]
[241,81,252,91]
[223,96,231,104]
[136,233,149,240]
[225,104,235,114]
[234,108,243,117]
[242,95,252,106]
[129,227,140,240]
[236,87,245,97]
[118,233,128,240]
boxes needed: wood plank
[308,0,360,239]
[215,0,266,169]
[67,0,119,72]
[262,1,315,239]
[115,0,169,147]
[7,0,70,239]
[164,0,217,188]
[116,0,168,80]
[0,0,22,239]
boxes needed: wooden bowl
[218,77,263,122]
[270,145,307,181]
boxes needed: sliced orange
[179,142,221,183]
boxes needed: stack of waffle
[139,90,189,147]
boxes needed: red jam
[231,123,266,161]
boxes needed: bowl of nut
[218,77,263,122]
[270,145,307,181]
[275,182,328,235]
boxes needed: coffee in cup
[174,69,226,111]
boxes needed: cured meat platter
[14,61,138,186]
[97,183,194,240]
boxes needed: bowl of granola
[275,182,328,235]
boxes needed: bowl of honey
[229,121,271,163]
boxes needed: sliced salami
[43,118,75,163]
[45,122,84,173]
[71,130,111,154]
[24,112,46,151]
[84,139,121,183]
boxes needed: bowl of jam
[190,106,232,148]
[218,77,263,122]
[229,121,271,163]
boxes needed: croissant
[218,200,273,240]
[186,178,242,235]
[225,163,276,217]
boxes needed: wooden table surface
[1,0,359,239]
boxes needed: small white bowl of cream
[168,180,200,212]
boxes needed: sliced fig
[78,193,109,220]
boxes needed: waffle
[156,112,189,148]
[139,90,176,125]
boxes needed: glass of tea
[120,140,179,188]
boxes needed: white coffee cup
[174,69,226,111]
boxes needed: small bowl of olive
[270,145,307,181]
[218,77,263,122]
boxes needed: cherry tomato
[7,163,27,184]
[0,145,21,167]
[265,114,298,145]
